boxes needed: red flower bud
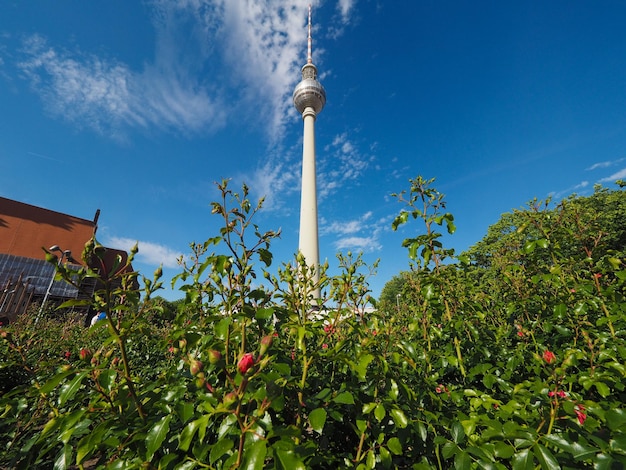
[237,353,255,375]
[79,348,92,361]
[543,350,556,364]
[190,359,203,376]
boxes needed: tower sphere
[293,63,326,115]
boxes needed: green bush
[1,178,625,469]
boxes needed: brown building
[0,197,131,322]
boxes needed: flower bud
[190,359,203,376]
[79,348,92,362]
[208,349,222,365]
[223,391,237,407]
[237,353,255,375]
[195,372,205,388]
[259,335,273,356]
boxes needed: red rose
[237,353,255,375]
[543,350,556,364]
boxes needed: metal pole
[36,247,70,322]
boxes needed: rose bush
[0,178,625,469]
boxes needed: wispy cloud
[105,236,183,269]
[17,33,224,139]
[322,211,385,253]
[548,181,590,200]
[249,152,300,212]
[14,0,336,142]
[319,132,372,199]
[599,167,626,183]
[586,157,625,171]
[337,0,357,23]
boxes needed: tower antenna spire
[307,4,312,64]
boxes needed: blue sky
[2,1,626,301]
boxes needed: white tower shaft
[299,107,320,290]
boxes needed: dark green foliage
[1,178,625,469]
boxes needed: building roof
[0,197,97,262]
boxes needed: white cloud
[105,236,183,269]
[587,157,625,171]
[18,34,224,139]
[337,0,357,23]
[249,153,300,211]
[319,132,371,199]
[322,211,384,253]
[321,211,372,235]
[15,0,324,142]
[599,167,626,183]
[335,235,381,252]
[549,180,590,200]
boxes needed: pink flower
[517,331,524,337]
[570,288,576,293]
[64,351,71,359]
[548,390,567,398]
[594,273,602,279]
[575,405,587,425]
[237,353,255,375]
[322,343,328,349]
[543,350,556,364]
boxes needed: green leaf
[54,444,72,470]
[533,444,559,470]
[451,421,465,444]
[309,408,327,434]
[176,402,195,424]
[145,414,172,461]
[374,404,386,422]
[239,439,267,470]
[454,450,471,470]
[380,446,392,469]
[607,409,626,431]
[39,370,75,394]
[59,371,88,407]
[523,240,536,253]
[334,391,355,405]
[387,437,402,455]
[179,417,201,451]
[276,448,307,470]
[543,433,597,460]
[97,369,117,393]
[390,407,408,429]
[354,354,374,381]
[511,448,533,470]
[210,438,234,464]
[594,380,611,397]
[76,421,108,464]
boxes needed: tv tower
[293,5,326,299]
